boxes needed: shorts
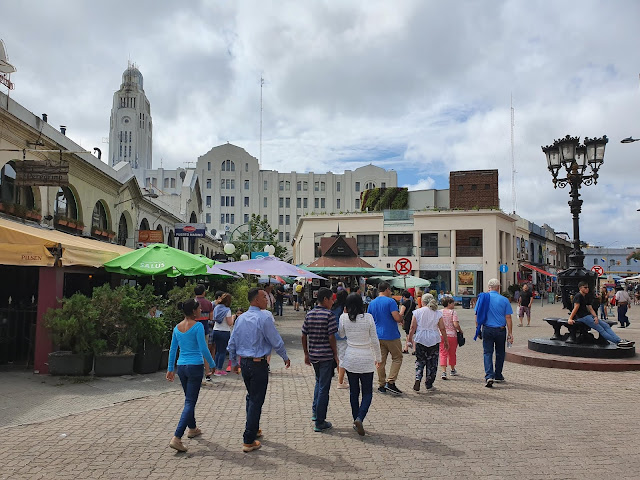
[519,306,531,318]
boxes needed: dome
[121,64,143,90]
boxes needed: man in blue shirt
[367,282,403,395]
[228,288,290,452]
[475,278,513,388]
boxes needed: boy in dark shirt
[568,282,634,348]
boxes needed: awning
[0,217,132,267]
[521,263,556,277]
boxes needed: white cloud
[403,178,436,191]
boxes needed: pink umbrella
[219,256,325,279]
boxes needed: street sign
[174,223,206,237]
[251,252,269,259]
[591,265,604,276]
[395,257,412,275]
[500,264,509,273]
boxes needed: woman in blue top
[166,298,215,452]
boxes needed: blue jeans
[212,330,230,370]
[482,326,506,380]
[599,304,607,320]
[345,371,373,422]
[175,364,204,438]
[312,360,334,425]
[577,315,621,344]
[617,305,629,326]
[275,299,284,316]
[240,357,269,445]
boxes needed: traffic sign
[591,265,604,276]
[499,264,509,273]
[395,258,412,275]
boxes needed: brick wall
[449,170,499,209]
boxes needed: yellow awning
[0,217,132,267]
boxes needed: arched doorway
[177,236,184,251]
[156,224,164,243]
[140,218,150,231]
[188,211,197,254]
[91,201,110,240]
[118,213,129,246]
[0,162,37,219]
[206,248,210,258]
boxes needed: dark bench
[544,317,617,345]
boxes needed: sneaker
[385,382,402,395]
[337,382,350,389]
[314,421,333,432]
[311,413,317,421]
[617,340,635,348]
[213,370,224,376]
[485,378,494,388]
[186,427,202,438]
[169,437,188,452]
[450,368,458,376]
[255,429,263,438]
[413,380,420,391]
[242,440,261,452]
[353,418,365,436]
[426,383,434,390]
[377,386,387,394]
[441,371,448,380]
[205,375,212,382]
[494,377,505,383]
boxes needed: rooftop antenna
[510,93,517,214]
[259,76,264,168]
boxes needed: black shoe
[353,418,365,436]
[494,376,505,383]
[413,380,420,391]
[485,378,494,388]
[377,386,387,394]
[620,324,626,328]
[385,382,402,395]
[314,421,332,432]
[426,383,434,390]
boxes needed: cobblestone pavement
[1,301,639,479]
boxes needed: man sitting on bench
[568,282,634,349]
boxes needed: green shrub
[44,294,99,354]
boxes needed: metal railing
[457,246,483,257]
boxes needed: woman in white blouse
[338,292,382,436]
[407,293,448,392]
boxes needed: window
[365,182,375,189]
[92,201,108,231]
[285,197,290,208]
[206,213,211,223]
[245,163,248,172]
[314,198,319,209]
[119,145,122,157]
[337,198,341,209]
[230,214,235,224]
[206,179,211,189]
[152,178,157,187]
[279,215,283,225]
[263,197,268,207]
[336,182,341,192]
[164,178,169,188]
[314,181,319,191]
[244,197,249,207]
[471,184,477,190]
[421,233,438,257]
[321,181,325,191]
[388,234,413,256]
[220,214,225,224]
[286,215,290,225]
[128,146,131,157]
[171,178,176,188]
[230,197,235,207]
[264,180,268,190]
[206,196,211,207]
[285,181,290,191]
[279,232,284,242]
[458,185,463,191]
[381,182,386,188]
[297,197,302,208]
[286,232,290,242]
[263,214,268,221]
[220,196,225,207]
[221,179,226,189]
[222,159,235,171]
[207,161,211,171]
[610,259,615,266]
[485,184,490,189]
[220,196,234,207]
[244,180,250,190]
[357,235,379,257]
[303,198,308,208]
[244,214,249,223]
[355,182,360,192]
[321,198,325,209]
[129,132,132,142]
[303,181,308,191]
[279,197,284,208]
[145,177,150,187]
[279,181,284,191]
[297,181,302,191]
[355,198,360,209]
[225,213,230,223]
[593,258,598,265]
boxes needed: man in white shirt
[615,286,632,328]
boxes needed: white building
[584,246,640,277]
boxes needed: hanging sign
[14,160,69,187]
[174,223,206,237]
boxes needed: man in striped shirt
[302,287,338,432]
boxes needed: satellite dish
[210,229,217,236]
[0,40,16,74]
[179,170,186,181]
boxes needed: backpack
[295,284,303,293]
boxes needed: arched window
[189,212,197,254]
[221,159,235,171]
[200,245,204,255]
[140,218,150,231]
[1,162,36,211]
[206,248,210,258]
[55,187,78,220]
[365,181,376,190]
[177,236,184,251]
[117,213,128,246]
[92,201,108,230]
[156,224,164,243]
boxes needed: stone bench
[544,317,617,345]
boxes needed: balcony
[457,245,483,257]
[420,246,452,257]
[381,245,417,257]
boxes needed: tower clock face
[123,116,130,124]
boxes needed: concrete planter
[133,344,162,374]
[48,351,94,376]
[94,353,135,376]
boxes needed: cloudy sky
[2,0,639,246]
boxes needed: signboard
[174,223,206,237]
[14,160,69,187]
[457,270,475,296]
[500,264,509,273]
[591,265,604,276]
[138,230,164,243]
[394,257,412,275]
[251,252,269,259]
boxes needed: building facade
[584,246,640,277]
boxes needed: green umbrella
[104,244,215,277]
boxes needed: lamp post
[223,218,276,260]
[542,134,608,309]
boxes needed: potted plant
[6,203,16,215]
[92,226,104,237]
[107,230,116,240]
[55,216,69,227]
[132,285,165,374]
[27,209,42,222]
[44,294,98,375]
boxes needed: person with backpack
[294,281,304,312]
[400,291,416,354]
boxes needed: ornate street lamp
[223,218,277,260]
[542,134,608,310]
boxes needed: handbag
[457,331,466,347]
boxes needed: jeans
[312,360,334,425]
[617,305,629,326]
[576,315,621,344]
[275,299,283,316]
[482,326,506,380]
[599,304,607,320]
[346,371,373,421]
[377,338,403,387]
[240,357,269,445]
[175,364,204,438]
[212,330,230,370]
